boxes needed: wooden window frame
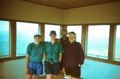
[0,19,120,66]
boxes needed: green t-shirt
[44,42,64,63]
[26,42,44,62]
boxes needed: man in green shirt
[43,30,64,79]
[25,33,44,79]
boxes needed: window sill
[85,56,120,66]
[0,56,25,63]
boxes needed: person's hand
[24,68,29,75]
[62,67,65,72]
[78,64,81,67]
[55,38,61,42]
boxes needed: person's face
[34,36,41,43]
[50,34,56,40]
[69,36,76,43]
[61,30,67,37]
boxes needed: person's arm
[59,53,62,62]
[78,43,85,65]
[43,53,46,61]
[58,42,64,62]
[25,54,29,75]
[43,42,46,61]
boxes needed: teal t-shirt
[26,42,44,62]
[44,42,64,63]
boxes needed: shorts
[60,59,63,70]
[65,65,81,78]
[60,62,63,70]
[28,62,43,76]
[44,61,60,75]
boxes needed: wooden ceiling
[23,0,120,9]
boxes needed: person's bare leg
[26,74,32,79]
[67,75,72,79]
[60,70,64,79]
[34,75,39,79]
[46,74,53,79]
[53,75,57,79]
[71,77,78,79]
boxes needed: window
[87,25,110,59]
[45,24,60,41]
[67,25,82,43]
[16,22,39,56]
[115,25,120,61]
[0,20,9,58]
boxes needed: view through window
[87,25,110,59]
[0,20,9,58]
[16,22,39,56]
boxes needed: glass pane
[0,20,9,58]
[16,22,39,56]
[67,25,82,43]
[115,25,120,61]
[87,25,110,59]
[45,24,60,41]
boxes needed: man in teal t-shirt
[25,33,44,79]
[43,30,64,79]
[26,42,44,62]
[44,41,63,63]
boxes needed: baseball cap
[50,30,56,35]
[34,32,41,37]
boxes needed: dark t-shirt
[60,37,69,48]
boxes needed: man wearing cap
[25,33,44,79]
[43,30,64,79]
[63,32,85,79]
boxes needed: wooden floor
[1,59,120,79]
[40,76,83,79]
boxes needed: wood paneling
[23,0,120,9]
